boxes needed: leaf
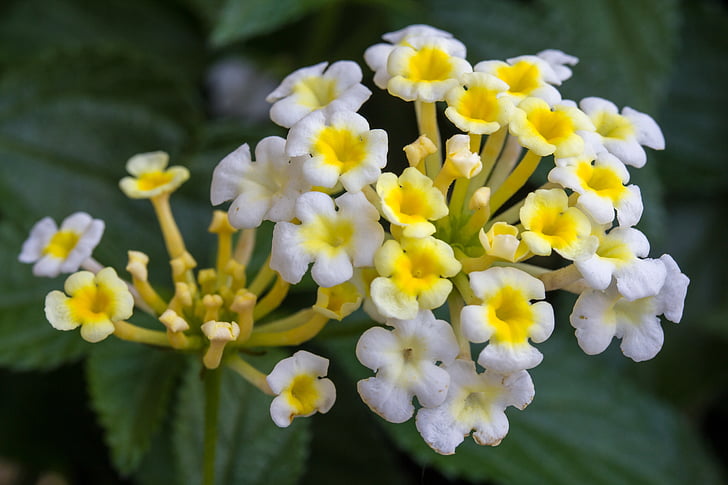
[86,340,186,475]
[173,353,311,485]
[210,0,338,47]
[0,220,90,370]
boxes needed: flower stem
[202,368,221,485]
[415,101,442,177]
[489,150,542,213]
[150,193,187,260]
[226,353,274,395]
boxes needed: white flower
[271,191,384,287]
[537,49,579,83]
[356,310,459,423]
[570,254,688,362]
[19,212,104,277]
[266,61,371,128]
[578,97,665,168]
[210,136,310,229]
[267,350,336,427]
[415,359,534,455]
[460,267,554,373]
[475,55,562,105]
[285,106,388,192]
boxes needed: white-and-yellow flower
[444,72,515,134]
[570,255,688,362]
[478,222,530,263]
[474,55,562,105]
[266,61,371,128]
[119,151,189,199]
[19,212,104,278]
[44,267,134,343]
[461,267,554,373]
[386,35,472,102]
[356,310,458,423]
[549,151,643,226]
[210,136,310,229]
[509,98,595,158]
[578,97,665,168]
[370,236,461,320]
[271,191,384,287]
[520,188,598,261]
[267,350,336,427]
[415,359,534,455]
[286,105,388,192]
[377,166,449,238]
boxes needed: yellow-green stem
[466,127,507,202]
[113,320,172,347]
[226,353,274,395]
[253,276,290,321]
[489,150,542,213]
[248,257,276,296]
[244,312,329,347]
[448,292,471,359]
[202,368,221,485]
[150,193,186,260]
[415,101,442,177]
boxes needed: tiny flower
[201,320,240,369]
[313,280,363,320]
[444,72,514,134]
[536,49,579,83]
[356,310,459,423]
[19,212,104,277]
[575,226,667,299]
[286,106,388,192]
[365,24,454,90]
[266,61,372,128]
[461,267,554,373]
[570,254,688,362]
[386,35,472,102]
[210,136,310,229]
[119,151,189,198]
[415,359,534,455]
[44,267,134,343]
[478,222,530,263]
[474,56,562,105]
[267,350,336,427]
[520,188,598,261]
[377,166,449,238]
[271,191,384,287]
[370,236,461,320]
[578,97,665,168]
[442,134,482,179]
[509,98,595,158]
[549,151,643,226]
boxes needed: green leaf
[86,340,186,475]
[0,220,90,370]
[210,0,338,47]
[173,353,311,485]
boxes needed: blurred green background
[0,0,726,483]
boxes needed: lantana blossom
[356,310,459,423]
[286,105,388,192]
[119,151,189,199]
[444,72,514,134]
[478,222,530,263]
[266,61,371,128]
[271,191,384,287]
[415,359,535,455]
[474,55,563,105]
[19,212,104,277]
[460,267,554,373]
[570,255,689,362]
[210,136,310,229]
[44,267,134,343]
[267,350,336,427]
[536,49,579,83]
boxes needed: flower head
[267,350,336,427]
[461,267,554,373]
[266,61,371,128]
[44,267,133,343]
[445,72,514,134]
[19,212,104,277]
[356,310,459,423]
[415,359,534,454]
[119,151,189,198]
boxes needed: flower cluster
[20,24,688,456]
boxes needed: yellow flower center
[313,126,367,172]
[455,86,499,121]
[137,170,174,192]
[486,286,535,344]
[592,111,634,140]
[496,60,541,97]
[529,206,581,251]
[575,162,627,201]
[293,76,339,109]
[68,284,115,324]
[392,249,442,297]
[407,47,454,82]
[300,215,354,255]
[43,230,80,258]
[528,107,575,144]
[384,186,433,224]
[285,374,320,415]
[595,236,634,265]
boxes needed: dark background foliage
[0,0,726,483]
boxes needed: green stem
[203,368,222,485]
[415,101,442,177]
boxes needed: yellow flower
[119,151,189,199]
[445,72,514,134]
[44,267,134,343]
